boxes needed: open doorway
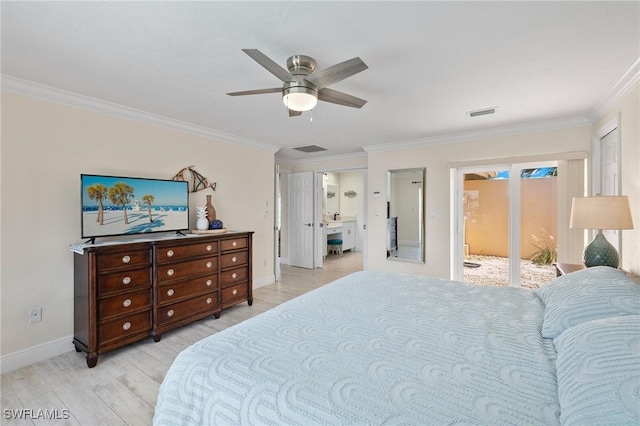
[275,167,367,277]
[315,169,367,270]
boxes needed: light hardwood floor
[1,252,363,425]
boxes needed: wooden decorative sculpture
[172,166,216,193]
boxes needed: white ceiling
[2,1,639,162]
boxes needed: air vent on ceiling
[293,145,328,153]
[467,107,498,118]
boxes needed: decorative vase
[205,194,217,227]
[196,206,209,231]
[210,219,224,230]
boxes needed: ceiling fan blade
[305,57,368,89]
[242,49,293,83]
[226,88,282,96]
[318,87,367,109]
[288,109,302,117]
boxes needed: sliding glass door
[455,162,558,288]
[461,167,511,286]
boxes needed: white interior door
[600,128,621,252]
[315,172,324,268]
[274,164,282,281]
[289,171,314,269]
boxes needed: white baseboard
[254,274,275,289]
[1,335,74,374]
[2,276,276,374]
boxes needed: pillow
[537,266,639,339]
[554,315,640,425]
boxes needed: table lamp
[569,195,634,268]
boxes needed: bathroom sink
[325,222,342,229]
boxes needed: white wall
[1,91,276,369]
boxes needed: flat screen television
[81,174,189,241]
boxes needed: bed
[154,267,640,425]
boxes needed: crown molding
[363,116,592,153]
[588,57,640,123]
[0,75,281,154]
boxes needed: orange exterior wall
[464,177,557,259]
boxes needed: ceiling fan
[227,49,368,117]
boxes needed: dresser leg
[153,334,162,343]
[86,354,98,368]
[248,297,253,306]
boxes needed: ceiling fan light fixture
[283,86,318,112]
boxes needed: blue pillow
[537,266,639,339]
[553,315,640,425]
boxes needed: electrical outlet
[30,307,42,323]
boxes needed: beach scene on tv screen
[82,175,188,238]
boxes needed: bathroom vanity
[323,219,356,256]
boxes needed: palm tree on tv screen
[142,194,155,222]
[87,183,108,225]
[108,182,134,225]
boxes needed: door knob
[305,223,313,227]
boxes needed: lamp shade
[282,86,318,112]
[570,196,634,230]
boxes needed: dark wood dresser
[73,231,253,367]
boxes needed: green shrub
[529,241,557,265]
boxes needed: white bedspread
[154,270,559,425]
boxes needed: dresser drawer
[157,275,217,305]
[221,237,248,252]
[156,241,218,263]
[220,251,247,269]
[98,289,151,320]
[221,283,247,305]
[220,266,248,287]
[98,311,151,345]
[97,250,150,271]
[98,268,151,296]
[157,293,218,326]
[157,257,218,284]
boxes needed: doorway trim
[592,114,622,254]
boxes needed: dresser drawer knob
[122,255,131,264]
[232,289,238,296]
[122,299,132,308]
[206,279,212,287]
[206,245,212,251]
[166,249,174,257]
[232,241,238,247]
[122,276,131,285]
[206,297,212,304]
[232,256,237,263]
[122,322,132,331]
[206,261,212,268]
[232,272,237,279]
[167,289,174,297]
[167,269,174,276]
[167,309,174,317]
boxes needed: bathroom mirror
[387,168,425,263]
[326,184,340,216]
